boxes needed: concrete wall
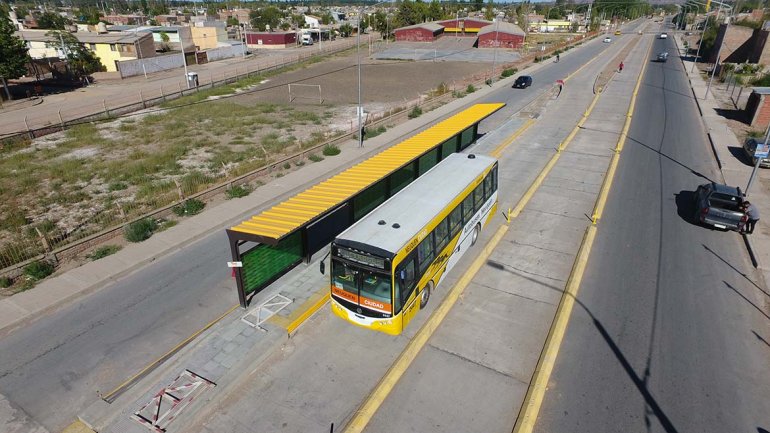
[205,43,244,61]
[116,53,184,78]
[191,25,227,50]
[711,24,754,63]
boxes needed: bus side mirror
[320,261,325,275]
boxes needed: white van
[301,33,314,45]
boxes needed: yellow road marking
[343,33,622,433]
[61,420,95,433]
[512,35,654,433]
[102,303,240,402]
[344,224,510,433]
[267,287,330,334]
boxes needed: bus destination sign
[338,248,386,269]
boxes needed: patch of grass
[294,160,305,167]
[87,244,122,260]
[466,84,476,93]
[364,126,387,140]
[322,144,341,156]
[1,207,30,231]
[225,184,252,199]
[24,260,54,281]
[293,111,320,123]
[283,162,291,170]
[124,218,158,242]
[157,219,178,231]
[180,171,215,196]
[308,154,324,162]
[108,181,128,191]
[501,67,518,78]
[0,277,11,288]
[173,198,206,216]
[408,106,423,119]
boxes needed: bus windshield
[331,259,392,316]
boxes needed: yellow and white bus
[328,153,499,335]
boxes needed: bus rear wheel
[420,281,433,309]
[471,224,480,246]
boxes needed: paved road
[535,36,770,432]
[0,33,620,432]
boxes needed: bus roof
[336,153,496,256]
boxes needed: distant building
[245,31,297,48]
[394,22,444,42]
[190,21,228,50]
[438,18,494,35]
[218,9,251,26]
[477,21,525,49]
[15,29,155,72]
[103,14,146,25]
[107,25,195,53]
[304,15,321,28]
[535,20,572,33]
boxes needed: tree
[0,6,30,100]
[78,7,102,25]
[158,30,170,51]
[473,0,483,12]
[37,11,70,29]
[320,12,333,25]
[428,0,442,21]
[140,0,149,15]
[226,17,239,27]
[339,22,353,37]
[249,7,282,31]
[280,22,291,31]
[46,30,105,78]
[485,0,494,21]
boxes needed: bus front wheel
[420,281,433,309]
[471,224,480,246]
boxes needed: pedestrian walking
[742,201,760,234]
[618,61,624,72]
[556,53,560,63]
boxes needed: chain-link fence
[0,32,597,279]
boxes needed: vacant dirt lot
[0,49,486,270]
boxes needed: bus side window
[417,234,434,274]
[474,183,484,210]
[449,206,462,238]
[492,165,498,191]
[397,258,417,311]
[462,194,474,224]
[483,171,493,200]
[435,218,449,253]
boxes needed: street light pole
[490,17,499,85]
[705,3,725,99]
[746,124,770,196]
[357,6,363,148]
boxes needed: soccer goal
[287,84,323,104]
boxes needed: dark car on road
[742,137,770,167]
[656,52,669,62]
[693,182,747,231]
[512,76,533,89]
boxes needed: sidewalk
[674,33,770,286]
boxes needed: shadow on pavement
[487,259,680,432]
[752,330,770,349]
[723,280,770,321]
[704,244,769,298]
[674,190,700,226]
[728,146,753,167]
[626,135,715,182]
[714,107,748,123]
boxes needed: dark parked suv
[693,182,747,231]
[512,76,533,89]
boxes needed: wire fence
[0,31,597,280]
[0,36,362,144]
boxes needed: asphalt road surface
[0,33,620,432]
[534,36,770,432]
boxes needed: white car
[659,33,668,39]
[603,37,612,43]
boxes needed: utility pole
[357,6,363,148]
